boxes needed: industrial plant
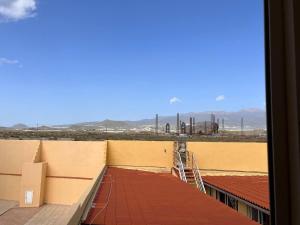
[154,112,252,137]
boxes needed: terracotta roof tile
[203,176,269,210]
[84,168,257,225]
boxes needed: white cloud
[169,97,182,104]
[0,0,36,21]
[216,95,225,101]
[0,57,19,65]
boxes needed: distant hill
[65,119,133,130]
[5,108,266,131]
[11,123,28,129]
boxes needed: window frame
[265,0,300,225]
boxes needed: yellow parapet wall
[0,140,40,200]
[0,175,20,201]
[41,141,107,178]
[0,140,107,205]
[107,140,174,172]
[187,142,268,175]
[19,162,47,207]
[0,140,40,175]
[0,140,268,207]
[44,178,92,205]
[41,141,107,204]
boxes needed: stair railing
[190,152,206,193]
[174,151,187,183]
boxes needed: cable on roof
[89,174,113,225]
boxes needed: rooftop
[0,201,71,225]
[84,167,257,225]
[203,176,269,210]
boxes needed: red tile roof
[84,168,257,225]
[203,176,270,210]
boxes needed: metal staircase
[189,152,206,193]
[184,168,197,186]
[174,150,187,182]
[174,141,206,193]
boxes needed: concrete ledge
[0,200,17,216]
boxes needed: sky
[0,0,265,126]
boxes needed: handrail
[174,151,187,183]
[190,152,206,193]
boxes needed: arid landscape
[0,129,266,142]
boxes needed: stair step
[185,173,194,176]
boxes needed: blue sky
[0,0,265,126]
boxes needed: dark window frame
[265,0,300,225]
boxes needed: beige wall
[107,141,268,174]
[67,165,106,225]
[0,175,20,201]
[44,178,92,205]
[19,162,47,207]
[0,140,40,174]
[0,140,107,205]
[41,141,106,178]
[107,140,174,171]
[0,140,268,207]
[0,140,40,201]
[40,141,107,204]
[187,142,268,175]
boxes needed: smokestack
[210,113,215,133]
[176,113,180,134]
[189,117,193,135]
[180,120,182,134]
[222,118,224,131]
[193,117,196,133]
[241,117,244,136]
[155,114,158,135]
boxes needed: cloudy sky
[0,0,265,126]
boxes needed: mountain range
[1,108,266,131]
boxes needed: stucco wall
[107,140,174,171]
[187,142,268,175]
[41,141,107,178]
[0,140,268,206]
[0,140,40,174]
[0,140,40,200]
[44,178,92,205]
[0,175,20,201]
[19,162,47,207]
[0,140,107,205]
[40,141,107,204]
